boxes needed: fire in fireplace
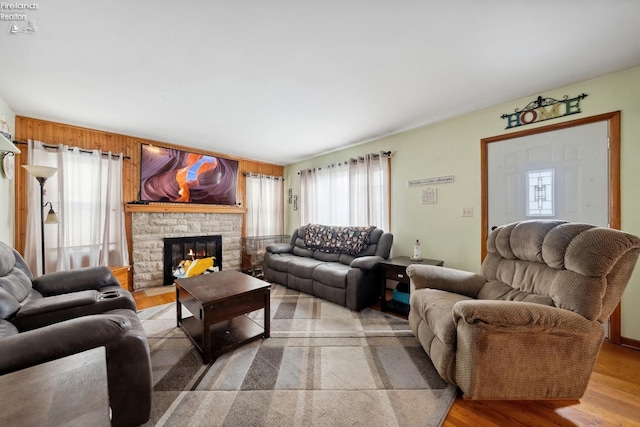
[163,235,223,285]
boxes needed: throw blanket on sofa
[304,224,376,255]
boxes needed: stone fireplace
[130,212,242,290]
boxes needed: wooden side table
[379,256,444,316]
[109,265,132,291]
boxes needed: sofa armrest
[350,256,384,270]
[452,299,605,400]
[407,265,486,298]
[32,266,119,296]
[266,244,294,254]
[453,300,595,332]
[16,290,97,318]
[0,314,131,375]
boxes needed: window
[527,169,554,216]
[25,141,128,275]
[300,151,391,231]
[245,173,284,236]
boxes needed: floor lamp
[23,165,60,274]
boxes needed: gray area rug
[139,284,457,426]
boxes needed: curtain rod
[243,172,284,180]
[14,140,131,160]
[297,150,392,175]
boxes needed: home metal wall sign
[501,93,588,129]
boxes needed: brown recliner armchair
[0,242,152,426]
[407,220,640,400]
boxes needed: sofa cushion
[479,258,558,305]
[287,275,313,295]
[267,253,297,272]
[411,289,472,350]
[477,280,554,306]
[287,257,325,279]
[540,223,593,269]
[410,288,473,383]
[356,228,383,257]
[292,246,315,257]
[0,266,33,305]
[32,266,117,296]
[339,254,355,265]
[303,224,376,255]
[0,243,17,277]
[0,288,20,320]
[266,244,293,254]
[296,224,309,241]
[510,220,566,263]
[15,290,98,318]
[312,262,349,289]
[293,225,310,251]
[0,319,18,339]
[481,221,640,321]
[313,281,346,306]
[312,251,341,262]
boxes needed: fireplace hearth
[163,235,223,285]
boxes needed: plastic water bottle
[413,239,422,260]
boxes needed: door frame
[480,110,622,343]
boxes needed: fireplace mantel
[125,203,246,214]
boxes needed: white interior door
[487,121,610,335]
[488,121,609,229]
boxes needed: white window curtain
[245,173,284,236]
[300,151,391,231]
[300,164,349,226]
[25,140,129,276]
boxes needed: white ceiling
[1,1,640,165]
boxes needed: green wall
[0,95,16,245]
[284,65,640,341]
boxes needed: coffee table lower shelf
[180,314,266,361]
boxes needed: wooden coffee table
[176,269,270,364]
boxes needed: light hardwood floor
[133,288,640,426]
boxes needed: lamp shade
[23,164,57,179]
[0,132,20,154]
[44,208,60,224]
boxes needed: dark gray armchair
[0,241,136,330]
[0,241,151,426]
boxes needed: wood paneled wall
[13,116,284,264]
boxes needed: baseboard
[621,336,640,351]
